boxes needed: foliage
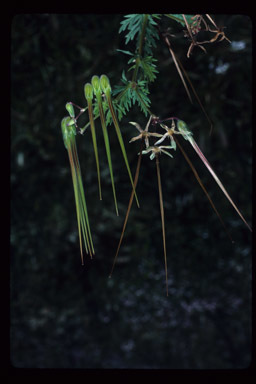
[11,14,252,369]
[60,14,251,279]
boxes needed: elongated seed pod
[100,74,140,208]
[61,116,95,262]
[177,120,252,232]
[84,83,102,200]
[91,76,119,215]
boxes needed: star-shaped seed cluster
[129,115,189,160]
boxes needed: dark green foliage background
[11,14,252,369]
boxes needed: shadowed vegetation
[11,14,252,369]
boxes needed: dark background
[11,14,252,369]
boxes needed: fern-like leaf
[144,15,160,55]
[164,14,195,27]
[138,56,159,82]
[119,14,144,45]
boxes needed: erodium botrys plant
[61,14,252,295]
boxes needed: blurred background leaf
[11,14,252,369]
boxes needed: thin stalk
[174,136,234,243]
[155,153,168,297]
[62,116,94,262]
[70,142,92,258]
[109,140,144,278]
[80,113,99,134]
[182,14,194,42]
[72,139,95,256]
[163,36,193,104]
[105,91,140,208]
[132,14,149,82]
[87,99,102,200]
[97,95,119,216]
[68,147,86,264]
[188,137,252,232]
[175,56,213,134]
[115,83,130,102]
[68,141,93,261]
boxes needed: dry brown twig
[183,14,231,58]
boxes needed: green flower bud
[100,74,111,93]
[84,83,94,100]
[91,75,101,95]
[65,102,75,118]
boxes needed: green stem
[72,138,95,256]
[68,146,86,264]
[106,91,140,208]
[87,100,102,200]
[115,83,130,102]
[132,14,149,83]
[96,95,119,216]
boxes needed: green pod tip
[100,74,111,93]
[91,75,101,95]
[84,83,94,100]
[65,102,75,118]
[61,117,70,149]
[61,116,76,149]
[177,120,186,130]
[177,120,192,138]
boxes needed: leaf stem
[132,14,149,83]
